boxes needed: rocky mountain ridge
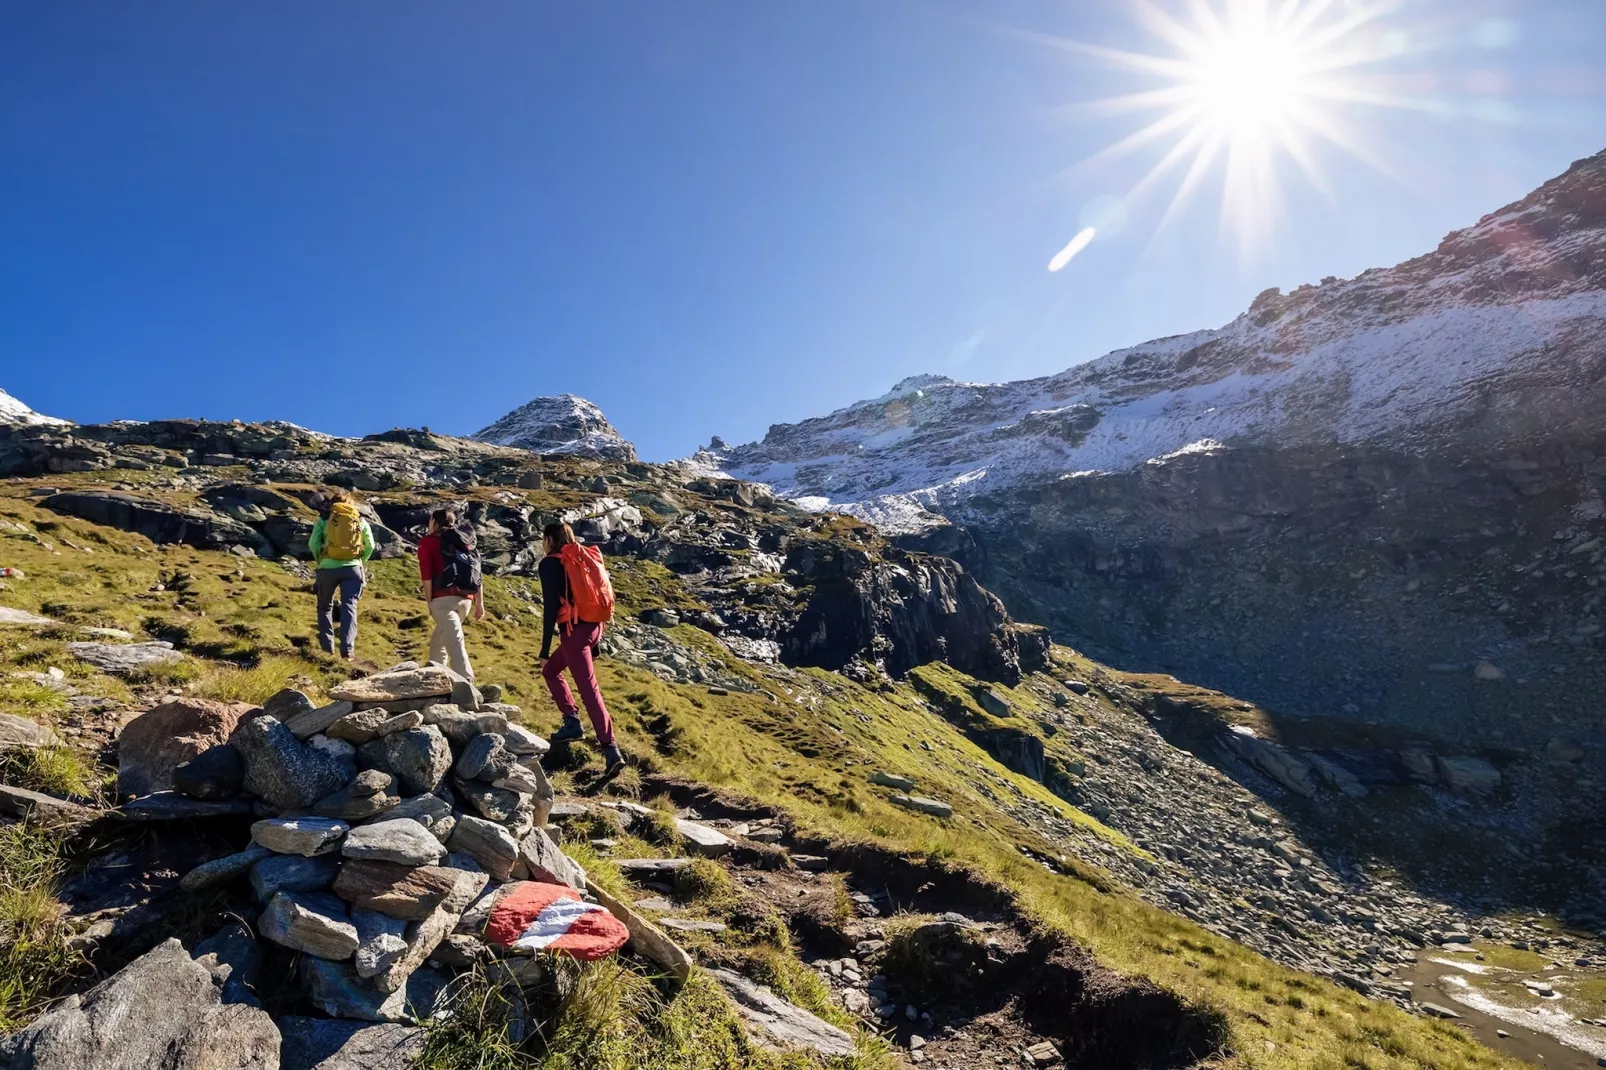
[471,393,637,462]
[694,148,1606,758]
[0,389,66,428]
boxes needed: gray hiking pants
[315,564,365,656]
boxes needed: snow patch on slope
[0,389,68,427]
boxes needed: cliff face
[699,150,1606,751]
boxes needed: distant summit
[471,394,637,462]
[0,388,68,427]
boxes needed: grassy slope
[0,484,1521,1069]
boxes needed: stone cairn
[157,661,686,1024]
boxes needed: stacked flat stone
[169,662,595,1024]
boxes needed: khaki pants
[428,596,475,681]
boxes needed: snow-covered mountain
[472,394,637,462]
[696,148,1606,750]
[699,148,1606,535]
[0,388,68,427]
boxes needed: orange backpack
[557,543,616,626]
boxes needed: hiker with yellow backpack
[307,489,375,660]
[538,521,624,775]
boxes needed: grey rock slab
[301,956,451,1023]
[0,606,57,626]
[0,938,279,1070]
[456,779,526,824]
[616,857,693,880]
[251,853,341,902]
[591,883,691,986]
[502,723,549,755]
[675,819,734,857]
[1418,1001,1463,1019]
[120,791,252,821]
[328,708,404,745]
[180,845,272,892]
[278,1016,426,1070]
[66,640,182,675]
[427,709,507,749]
[792,854,830,872]
[332,859,462,921]
[869,771,916,792]
[352,909,409,980]
[888,793,953,818]
[285,700,356,741]
[172,743,244,801]
[712,967,855,1058]
[660,918,727,933]
[234,715,352,809]
[0,712,59,751]
[513,826,586,889]
[373,871,483,994]
[191,921,262,1007]
[329,665,455,704]
[382,792,455,839]
[342,818,449,866]
[260,890,359,960]
[0,783,97,827]
[312,774,399,821]
[446,814,519,880]
[1435,755,1501,793]
[357,726,452,796]
[252,815,350,856]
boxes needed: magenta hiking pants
[542,620,615,746]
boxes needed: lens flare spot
[1048,226,1097,272]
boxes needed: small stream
[1400,944,1606,1070]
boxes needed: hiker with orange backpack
[538,521,624,774]
[307,489,375,660]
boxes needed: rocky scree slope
[697,148,1606,758]
[0,415,1043,688]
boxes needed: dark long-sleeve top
[538,553,568,658]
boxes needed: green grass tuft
[0,822,84,1032]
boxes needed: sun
[1031,0,1404,254]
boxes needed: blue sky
[3,2,1602,460]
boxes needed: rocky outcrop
[41,491,273,555]
[472,394,637,461]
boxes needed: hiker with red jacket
[417,507,484,681]
[539,521,624,774]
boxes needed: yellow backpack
[324,501,364,560]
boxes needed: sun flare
[1036,0,1405,255]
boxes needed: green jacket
[308,516,375,570]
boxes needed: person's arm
[471,589,485,622]
[418,536,435,602]
[307,518,325,562]
[538,555,562,658]
[361,522,375,562]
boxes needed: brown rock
[116,698,256,799]
[333,859,462,921]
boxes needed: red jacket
[417,532,473,598]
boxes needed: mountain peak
[0,388,69,427]
[471,394,637,462]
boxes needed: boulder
[252,816,350,856]
[357,726,452,797]
[888,793,953,818]
[0,938,278,1070]
[234,715,352,810]
[711,968,855,1058]
[352,909,409,980]
[330,666,455,704]
[66,640,183,675]
[301,958,450,1024]
[172,743,245,801]
[327,709,422,745]
[251,854,342,902]
[312,770,399,820]
[0,783,96,827]
[333,859,463,921]
[1435,755,1501,793]
[675,819,734,858]
[502,723,549,756]
[456,780,526,824]
[382,792,455,840]
[513,827,586,889]
[869,771,916,792]
[0,713,59,751]
[425,708,507,748]
[285,700,356,741]
[116,697,255,798]
[342,819,449,867]
[446,815,519,880]
[455,733,512,781]
[180,845,272,893]
[263,688,317,722]
[277,1016,425,1070]
[260,890,359,960]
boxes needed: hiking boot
[601,745,626,776]
[550,718,585,744]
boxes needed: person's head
[324,488,353,512]
[430,507,457,534]
[542,521,577,555]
